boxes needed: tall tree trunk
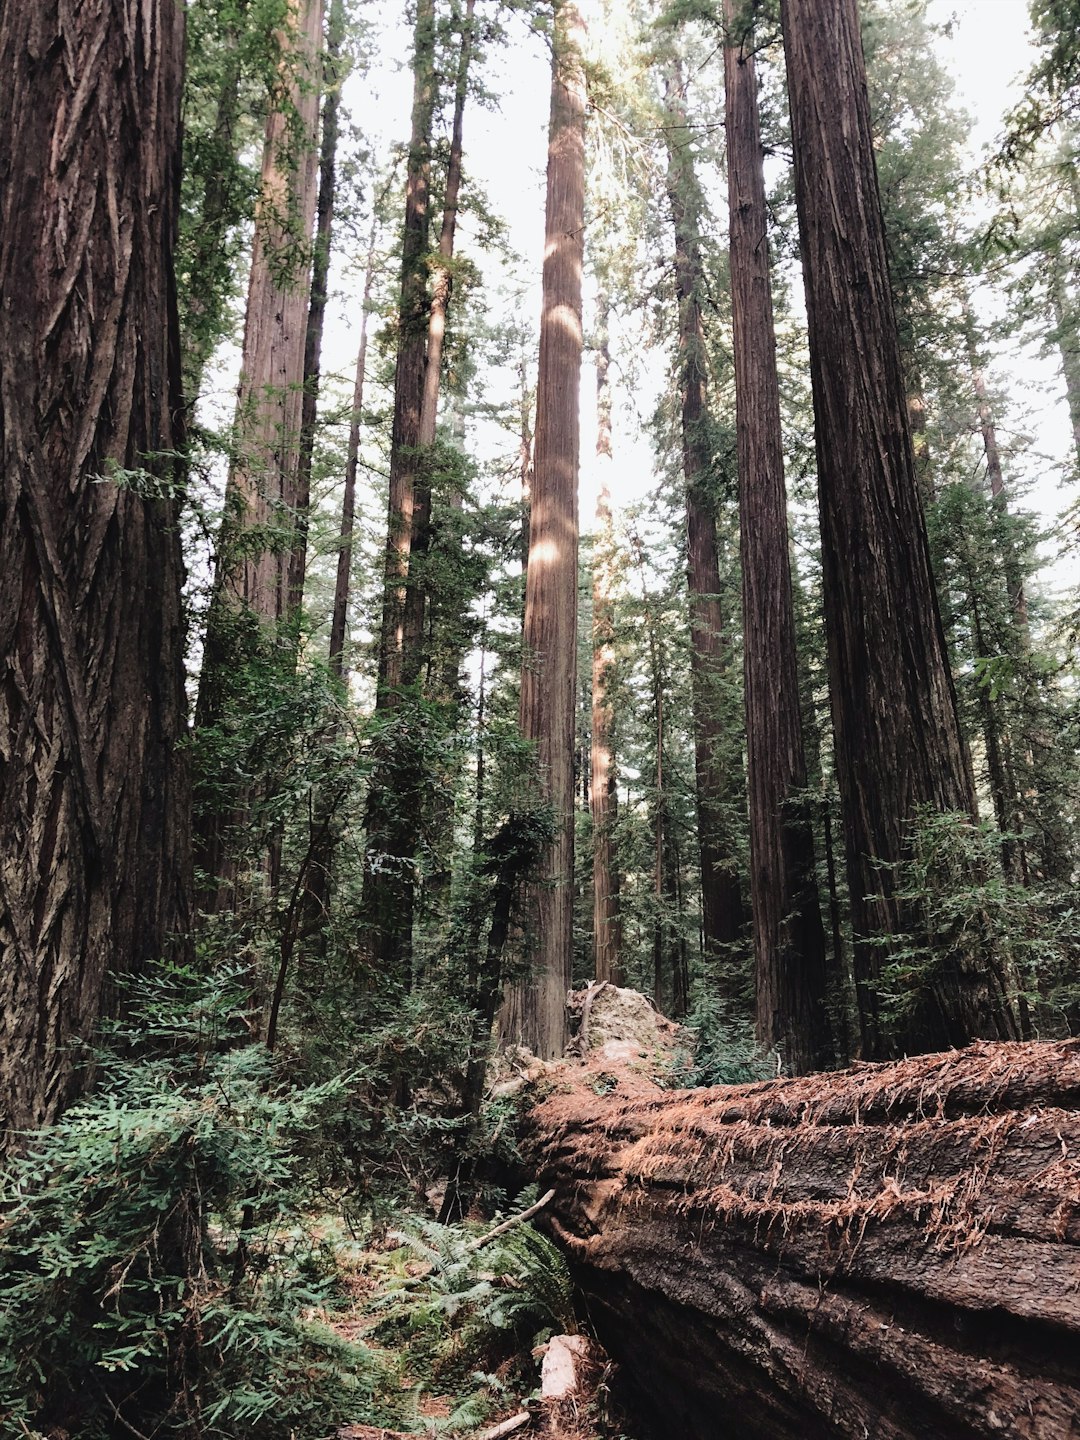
[401,0,477,679]
[591,301,622,985]
[373,0,436,700]
[724,3,832,1076]
[663,66,746,966]
[509,0,587,1058]
[194,0,324,906]
[0,0,192,1136]
[329,217,378,677]
[779,0,1016,1057]
[290,0,345,615]
[964,309,1030,639]
[360,0,437,984]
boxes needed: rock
[540,1333,591,1401]
[567,983,687,1076]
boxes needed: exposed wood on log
[521,1039,1080,1439]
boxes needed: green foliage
[370,1198,574,1386]
[870,809,1079,1037]
[682,993,774,1087]
[0,969,395,1440]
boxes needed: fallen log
[520,1038,1080,1440]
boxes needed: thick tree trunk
[194,0,324,907]
[724,4,832,1076]
[780,0,1016,1058]
[0,0,192,1136]
[663,68,746,965]
[509,0,587,1058]
[522,1038,1080,1440]
[591,302,622,986]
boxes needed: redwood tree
[723,1,832,1074]
[591,301,623,985]
[780,0,1016,1056]
[509,0,587,1058]
[195,0,324,905]
[663,66,746,966]
[359,0,437,980]
[0,0,191,1135]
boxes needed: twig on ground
[464,1189,555,1253]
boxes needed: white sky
[230,0,1077,634]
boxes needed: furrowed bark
[780,0,1016,1057]
[522,1038,1080,1440]
[0,0,192,1135]
[723,2,832,1075]
[508,0,587,1058]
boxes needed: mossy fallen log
[520,1038,1080,1440]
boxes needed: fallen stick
[477,1412,531,1439]
[464,1189,555,1253]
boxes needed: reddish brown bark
[0,0,192,1135]
[591,302,622,986]
[509,1,587,1058]
[780,0,1016,1057]
[205,0,324,630]
[724,4,831,1074]
[522,1038,1080,1440]
[663,68,746,964]
[194,0,324,908]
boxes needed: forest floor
[321,1215,627,1440]
[314,985,678,1440]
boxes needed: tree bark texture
[780,0,1015,1059]
[724,6,832,1076]
[193,0,324,910]
[522,1038,1080,1440]
[663,70,746,964]
[0,0,192,1135]
[205,0,324,632]
[591,302,622,986]
[511,0,587,1059]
